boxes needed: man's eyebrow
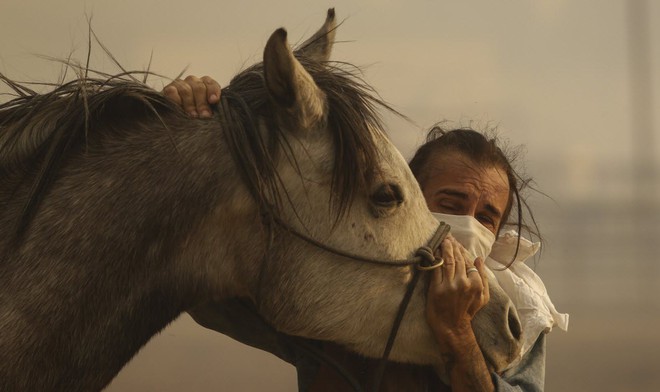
[434,189,469,200]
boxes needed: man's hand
[426,236,495,391]
[426,236,489,340]
[163,75,221,118]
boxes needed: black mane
[0,53,396,245]
[0,72,184,244]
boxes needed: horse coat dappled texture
[0,9,521,391]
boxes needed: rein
[272,216,451,392]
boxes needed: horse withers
[0,9,521,391]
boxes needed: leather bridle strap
[370,223,450,392]
[272,216,450,269]
[370,269,422,392]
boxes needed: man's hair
[409,126,541,264]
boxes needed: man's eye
[438,203,458,212]
[477,215,495,227]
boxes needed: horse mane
[0,71,184,244]
[219,55,398,221]
[0,72,180,164]
[0,51,398,246]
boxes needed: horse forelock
[221,55,400,222]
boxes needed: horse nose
[473,283,524,372]
[502,300,523,365]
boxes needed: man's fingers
[475,257,490,304]
[201,75,221,104]
[441,238,455,280]
[162,75,221,118]
[184,75,211,118]
[452,237,467,278]
[162,84,182,105]
[170,79,196,116]
[428,263,443,294]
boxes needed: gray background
[2,1,659,391]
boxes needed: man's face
[420,152,510,235]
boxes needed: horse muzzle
[474,285,524,373]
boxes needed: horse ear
[264,28,326,130]
[296,8,337,62]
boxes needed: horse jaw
[255,130,445,363]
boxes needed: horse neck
[0,115,262,391]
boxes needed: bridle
[272,215,449,269]
[219,91,451,390]
[270,215,451,392]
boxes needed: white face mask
[431,212,496,261]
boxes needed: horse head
[191,9,522,374]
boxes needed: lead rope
[369,269,421,391]
[370,223,450,392]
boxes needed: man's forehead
[427,154,509,194]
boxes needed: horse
[0,9,521,391]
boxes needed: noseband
[273,215,449,270]
[272,216,451,392]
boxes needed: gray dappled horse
[0,9,521,391]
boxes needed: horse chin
[339,311,442,367]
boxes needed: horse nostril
[370,183,404,208]
[507,306,522,342]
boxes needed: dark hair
[409,126,541,264]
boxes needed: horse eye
[370,183,404,208]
